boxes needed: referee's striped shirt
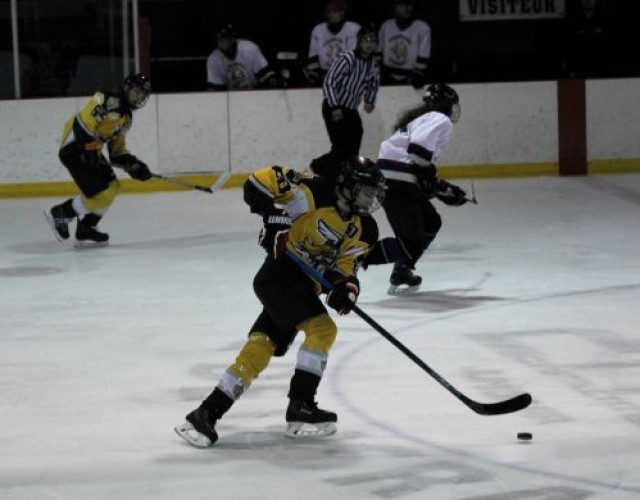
[322,50,380,111]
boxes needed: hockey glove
[258,211,292,257]
[125,160,152,181]
[326,277,360,315]
[436,180,467,206]
[414,165,438,199]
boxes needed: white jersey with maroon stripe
[307,21,361,73]
[207,39,272,89]
[377,111,452,184]
[378,18,431,81]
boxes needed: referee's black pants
[310,103,363,182]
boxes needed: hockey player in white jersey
[305,0,360,85]
[378,0,431,88]
[206,24,278,91]
[367,83,468,294]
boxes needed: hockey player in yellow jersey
[44,73,153,247]
[175,156,386,448]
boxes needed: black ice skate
[388,264,422,295]
[174,406,219,448]
[44,205,72,242]
[285,399,337,438]
[75,222,109,248]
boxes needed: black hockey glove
[436,180,467,206]
[414,165,438,199]
[111,154,151,181]
[326,277,360,315]
[125,160,152,181]
[258,211,292,257]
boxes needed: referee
[310,25,380,182]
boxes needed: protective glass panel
[17,0,131,97]
[0,1,13,98]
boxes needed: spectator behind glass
[378,0,431,88]
[562,0,609,78]
[305,0,361,86]
[206,25,278,91]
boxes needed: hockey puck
[517,432,533,441]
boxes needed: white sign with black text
[460,0,565,21]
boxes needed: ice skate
[174,407,219,448]
[75,222,109,248]
[388,264,422,295]
[44,205,72,242]
[285,399,337,438]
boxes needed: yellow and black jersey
[243,165,334,219]
[245,165,379,283]
[287,206,378,284]
[60,91,132,159]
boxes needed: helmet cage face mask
[336,158,386,217]
[449,102,461,123]
[351,183,384,215]
[126,86,150,109]
[124,74,151,109]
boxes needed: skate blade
[43,210,68,242]
[174,422,214,448]
[387,284,421,296]
[74,240,109,248]
[285,421,337,438]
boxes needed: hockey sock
[288,369,321,402]
[202,387,234,419]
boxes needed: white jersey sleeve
[241,40,270,79]
[206,52,227,87]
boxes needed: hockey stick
[112,164,220,193]
[465,181,478,205]
[150,173,214,193]
[285,249,532,416]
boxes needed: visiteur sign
[460,0,565,21]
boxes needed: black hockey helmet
[123,73,151,109]
[335,156,386,217]
[422,83,460,122]
[356,24,378,44]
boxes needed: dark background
[1,0,638,97]
[143,0,639,91]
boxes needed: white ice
[1,175,640,499]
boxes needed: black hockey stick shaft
[285,250,531,416]
[112,164,214,193]
[150,173,213,193]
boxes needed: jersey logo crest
[317,219,343,249]
[345,223,357,238]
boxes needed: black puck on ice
[517,432,533,441]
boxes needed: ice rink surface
[1,174,640,499]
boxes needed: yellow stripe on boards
[2,161,640,199]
